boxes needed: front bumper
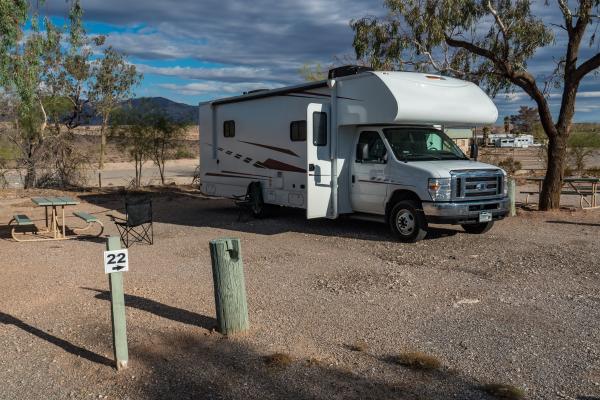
[422,197,509,225]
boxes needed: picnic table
[32,196,79,239]
[8,196,103,242]
[522,177,600,209]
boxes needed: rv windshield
[383,127,468,161]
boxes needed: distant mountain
[123,97,197,124]
[87,97,197,125]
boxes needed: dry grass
[347,339,369,352]
[263,352,293,368]
[480,383,525,400]
[390,351,442,371]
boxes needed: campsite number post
[104,236,129,371]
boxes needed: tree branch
[412,40,469,77]
[486,0,510,58]
[574,52,600,81]
[557,0,573,30]
[444,35,499,63]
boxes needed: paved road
[2,159,199,188]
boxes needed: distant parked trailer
[495,135,535,148]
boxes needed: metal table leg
[62,206,65,238]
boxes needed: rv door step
[347,213,386,224]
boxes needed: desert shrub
[174,147,194,159]
[586,167,600,177]
[347,339,369,352]
[563,165,574,177]
[0,159,8,188]
[567,132,600,174]
[37,132,90,188]
[264,352,293,368]
[480,383,525,400]
[389,351,442,371]
[498,157,522,176]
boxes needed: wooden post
[98,172,102,188]
[508,178,517,217]
[209,238,249,335]
[107,236,128,370]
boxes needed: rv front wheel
[389,200,428,243]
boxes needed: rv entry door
[306,103,332,219]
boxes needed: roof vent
[328,65,374,80]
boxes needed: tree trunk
[23,143,37,189]
[24,162,36,189]
[158,161,165,185]
[99,123,107,170]
[539,134,567,210]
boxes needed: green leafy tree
[3,8,59,188]
[482,125,491,146]
[110,104,153,188]
[567,132,600,173]
[0,0,29,86]
[299,63,327,81]
[147,113,187,185]
[89,47,142,170]
[503,116,510,135]
[352,0,600,210]
[50,1,101,131]
[510,106,540,135]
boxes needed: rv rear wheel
[461,221,494,234]
[248,182,268,218]
[389,200,428,243]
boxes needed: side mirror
[357,143,369,161]
[470,142,479,160]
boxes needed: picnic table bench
[522,177,599,209]
[9,197,103,242]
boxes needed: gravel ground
[0,188,599,400]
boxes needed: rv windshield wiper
[404,154,443,161]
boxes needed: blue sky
[40,0,600,122]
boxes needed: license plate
[479,211,492,223]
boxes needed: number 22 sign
[104,249,129,274]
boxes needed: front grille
[451,169,504,200]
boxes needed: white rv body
[199,69,509,240]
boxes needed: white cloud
[135,64,287,83]
[157,81,280,96]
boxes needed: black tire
[248,181,268,218]
[461,221,494,234]
[389,200,428,243]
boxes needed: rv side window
[290,120,306,142]
[313,112,327,146]
[356,131,387,163]
[223,120,235,137]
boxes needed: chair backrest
[125,199,152,227]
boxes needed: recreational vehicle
[199,66,509,242]
[494,135,535,148]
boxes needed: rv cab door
[306,103,333,219]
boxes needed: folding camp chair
[113,197,154,247]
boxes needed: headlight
[502,174,508,196]
[428,178,452,201]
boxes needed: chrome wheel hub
[396,210,415,236]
